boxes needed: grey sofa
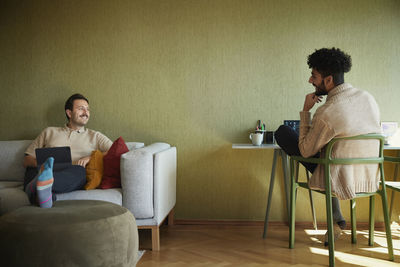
[0,140,176,251]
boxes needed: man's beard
[314,81,328,96]
[73,115,89,126]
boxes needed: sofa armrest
[120,143,176,222]
[153,146,176,225]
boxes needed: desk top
[384,144,400,150]
[232,143,400,150]
[232,143,280,149]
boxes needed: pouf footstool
[0,200,138,267]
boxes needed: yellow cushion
[85,150,104,190]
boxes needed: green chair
[384,153,400,219]
[289,134,394,267]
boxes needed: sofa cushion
[99,137,129,189]
[55,188,122,206]
[85,150,104,190]
[0,181,24,190]
[125,142,145,151]
[0,187,30,215]
[0,140,31,182]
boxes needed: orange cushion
[85,150,104,190]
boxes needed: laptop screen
[284,120,300,135]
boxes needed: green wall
[1,0,400,222]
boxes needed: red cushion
[98,137,129,189]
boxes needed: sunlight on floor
[309,247,398,267]
[305,222,400,266]
[305,229,327,245]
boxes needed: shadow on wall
[47,98,66,128]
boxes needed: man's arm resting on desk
[23,154,37,168]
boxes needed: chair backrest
[322,134,386,190]
[324,134,385,164]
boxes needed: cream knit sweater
[299,83,381,200]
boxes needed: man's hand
[23,155,37,168]
[303,92,323,112]
[76,156,91,167]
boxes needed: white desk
[232,142,400,238]
[384,144,400,150]
[384,146,400,218]
[232,144,280,149]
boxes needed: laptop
[284,120,300,135]
[35,146,72,169]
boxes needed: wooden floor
[137,222,400,267]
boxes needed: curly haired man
[275,48,381,246]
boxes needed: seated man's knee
[275,125,291,143]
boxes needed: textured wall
[1,0,399,222]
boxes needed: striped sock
[36,157,54,208]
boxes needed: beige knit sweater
[299,83,381,200]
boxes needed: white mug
[249,133,263,146]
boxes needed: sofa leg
[151,226,160,251]
[140,208,175,251]
[168,209,174,226]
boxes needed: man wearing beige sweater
[275,48,381,246]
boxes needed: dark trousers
[274,125,319,172]
[275,125,345,223]
[24,164,86,194]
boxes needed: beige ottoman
[0,200,138,267]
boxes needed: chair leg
[326,192,335,267]
[389,161,399,220]
[289,158,297,249]
[306,170,317,230]
[369,196,375,246]
[389,190,395,221]
[281,151,291,221]
[380,186,394,261]
[294,161,299,203]
[350,199,356,244]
